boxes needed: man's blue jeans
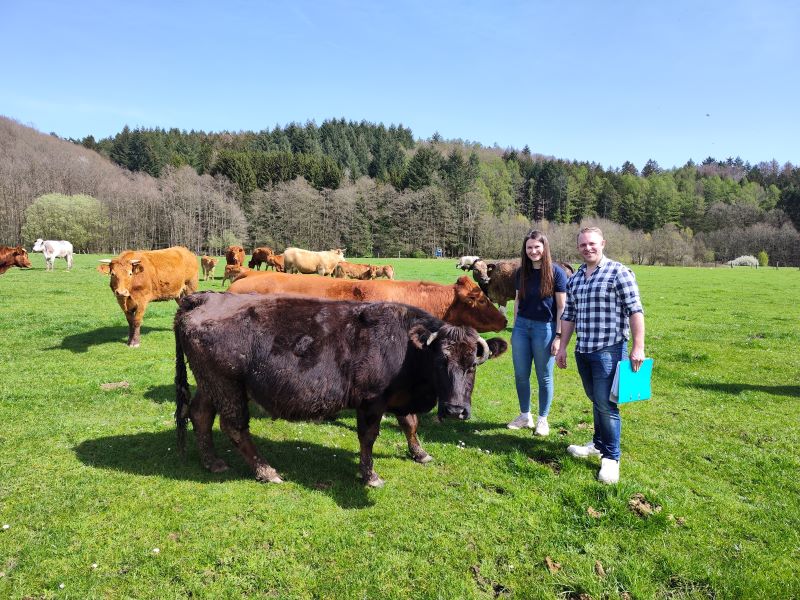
[574,341,628,460]
[511,316,556,417]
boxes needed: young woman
[508,230,568,435]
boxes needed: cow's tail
[174,325,191,455]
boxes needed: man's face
[577,232,605,265]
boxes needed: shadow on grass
[49,325,170,353]
[689,382,800,397]
[74,430,383,508]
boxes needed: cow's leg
[396,413,433,464]
[216,385,282,483]
[356,408,384,487]
[126,302,146,347]
[189,388,228,473]
[66,254,73,270]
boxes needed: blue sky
[2,0,798,170]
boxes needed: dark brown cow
[200,256,219,281]
[248,247,274,270]
[332,261,378,280]
[225,245,245,266]
[0,246,32,274]
[98,246,198,347]
[175,292,507,486]
[228,272,509,463]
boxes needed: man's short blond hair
[577,226,604,242]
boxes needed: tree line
[2,115,799,266]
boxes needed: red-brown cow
[375,264,395,279]
[228,272,508,464]
[222,264,250,287]
[248,247,274,270]
[266,254,285,272]
[201,256,219,281]
[99,246,198,347]
[0,246,32,274]
[332,261,378,280]
[225,245,245,266]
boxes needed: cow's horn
[476,337,491,365]
[129,259,141,265]
[98,259,111,263]
[426,331,439,346]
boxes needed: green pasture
[1,255,798,599]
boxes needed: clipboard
[611,358,653,404]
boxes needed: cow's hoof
[256,466,283,483]
[412,452,433,464]
[364,475,385,488]
[128,342,140,348]
[207,459,229,473]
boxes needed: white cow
[456,255,480,271]
[283,247,345,276]
[32,239,74,271]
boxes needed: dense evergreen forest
[2,116,799,265]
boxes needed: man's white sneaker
[534,417,550,436]
[507,414,534,429]
[598,457,620,484]
[566,441,602,459]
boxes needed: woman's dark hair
[519,230,554,299]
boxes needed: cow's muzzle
[114,289,131,297]
[438,404,471,421]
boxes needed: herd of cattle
[2,240,565,486]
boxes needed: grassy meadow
[0,254,798,599]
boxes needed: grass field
[1,255,798,599]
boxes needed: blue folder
[614,358,653,404]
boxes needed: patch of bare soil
[629,493,662,518]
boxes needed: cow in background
[98,246,198,347]
[456,255,480,271]
[222,264,250,287]
[283,247,345,276]
[266,253,285,272]
[32,239,74,271]
[0,246,32,274]
[200,256,219,281]
[225,245,245,266]
[375,264,395,279]
[469,258,575,316]
[248,247,274,270]
[175,292,508,486]
[332,261,378,280]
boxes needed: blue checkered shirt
[561,257,644,353]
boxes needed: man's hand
[555,347,568,369]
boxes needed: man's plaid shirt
[561,256,644,353]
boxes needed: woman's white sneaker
[507,414,534,429]
[534,417,550,436]
[566,441,602,459]
[598,458,620,484]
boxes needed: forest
[2,116,799,265]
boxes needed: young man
[555,227,645,484]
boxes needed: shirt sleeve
[553,265,567,292]
[615,268,643,316]
[561,278,576,322]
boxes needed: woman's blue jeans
[511,316,555,417]
[574,341,628,460]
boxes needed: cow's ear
[97,262,111,275]
[409,324,437,349]
[486,263,496,274]
[484,337,508,359]
[132,263,145,274]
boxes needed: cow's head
[99,258,143,297]
[382,265,395,279]
[444,276,507,332]
[410,323,507,421]
[330,248,345,258]
[11,246,32,268]
[368,265,379,279]
[32,239,45,252]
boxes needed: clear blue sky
[3,0,798,170]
